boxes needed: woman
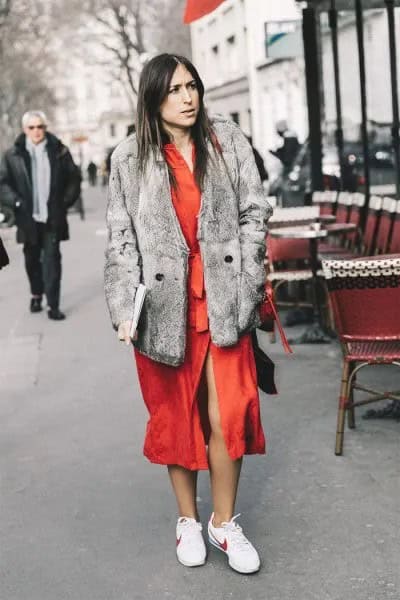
[104,54,272,574]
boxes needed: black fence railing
[299,0,400,228]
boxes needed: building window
[226,35,237,75]
[210,44,220,84]
[110,123,116,138]
[230,112,240,125]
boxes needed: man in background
[0,110,81,320]
[87,160,97,186]
[271,120,300,172]
[0,235,9,270]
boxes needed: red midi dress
[134,143,266,470]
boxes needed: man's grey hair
[22,110,48,128]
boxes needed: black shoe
[48,308,66,320]
[30,297,42,313]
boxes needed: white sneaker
[208,513,260,574]
[176,517,207,567]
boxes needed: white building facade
[190,0,306,173]
[244,0,306,164]
[190,0,251,134]
[53,51,133,169]
[191,0,400,174]
[321,8,400,139]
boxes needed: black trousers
[23,222,61,310]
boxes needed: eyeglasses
[28,125,45,130]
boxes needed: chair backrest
[322,257,400,340]
[335,192,352,223]
[375,196,396,254]
[312,191,338,215]
[269,205,319,228]
[363,195,383,255]
[351,192,366,207]
[267,235,310,263]
[389,200,400,254]
[347,193,365,244]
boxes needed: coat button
[155,273,164,281]
[224,255,233,263]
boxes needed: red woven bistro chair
[267,233,313,303]
[335,192,352,223]
[375,197,396,255]
[346,192,365,248]
[266,233,316,341]
[312,190,338,215]
[318,192,363,257]
[388,200,400,254]
[322,256,400,456]
[267,208,324,333]
[362,195,383,255]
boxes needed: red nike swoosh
[219,539,228,551]
[176,535,182,547]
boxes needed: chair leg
[335,361,350,456]
[347,364,356,429]
[318,279,334,331]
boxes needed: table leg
[288,238,332,344]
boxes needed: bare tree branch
[68,0,190,107]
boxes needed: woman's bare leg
[206,351,242,527]
[168,466,199,520]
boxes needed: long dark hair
[136,53,215,189]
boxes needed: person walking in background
[105,54,272,574]
[87,160,97,186]
[72,166,85,221]
[270,120,300,172]
[0,110,81,320]
[99,160,109,187]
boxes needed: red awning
[183,0,226,24]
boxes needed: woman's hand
[117,320,138,345]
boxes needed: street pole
[354,0,371,229]
[385,0,400,202]
[329,0,345,191]
[302,4,324,198]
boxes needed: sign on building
[265,20,303,59]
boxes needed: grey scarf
[26,137,50,223]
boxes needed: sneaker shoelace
[178,517,203,545]
[220,514,251,552]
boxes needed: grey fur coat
[104,116,272,366]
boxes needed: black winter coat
[0,236,9,269]
[0,132,81,244]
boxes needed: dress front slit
[134,143,266,470]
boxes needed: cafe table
[318,214,336,224]
[269,222,357,343]
[269,224,331,343]
[324,222,357,234]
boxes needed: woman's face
[159,64,200,133]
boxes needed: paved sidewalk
[0,187,399,600]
